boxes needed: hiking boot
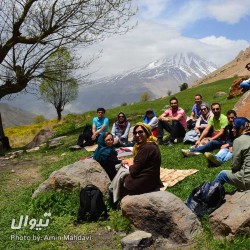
[181,149,202,157]
[204,152,221,167]
[157,138,163,145]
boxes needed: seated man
[76,107,109,148]
[205,116,249,167]
[240,63,250,90]
[157,97,187,146]
[92,107,109,142]
[181,102,228,157]
[187,94,203,130]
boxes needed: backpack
[185,181,225,217]
[75,184,108,224]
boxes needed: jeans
[213,170,230,185]
[158,120,186,142]
[240,80,250,90]
[191,140,224,153]
[215,148,232,163]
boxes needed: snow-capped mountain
[71,52,218,112]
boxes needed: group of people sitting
[76,87,249,201]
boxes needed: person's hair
[211,102,221,108]
[169,96,178,104]
[226,110,237,116]
[103,132,113,140]
[117,112,126,118]
[97,107,106,113]
[195,94,202,99]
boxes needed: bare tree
[0,0,136,99]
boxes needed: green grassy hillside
[1,77,249,250]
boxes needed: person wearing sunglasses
[92,107,109,143]
[121,122,163,195]
[143,108,159,137]
[93,132,121,181]
[212,120,250,191]
[183,102,212,144]
[111,112,131,147]
[182,103,228,157]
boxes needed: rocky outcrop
[32,160,110,198]
[25,129,56,149]
[227,78,245,99]
[233,90,250,119]
[120,191,201,244]
[209,190,250,239]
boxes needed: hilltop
[194,46,250,86]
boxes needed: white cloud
[206,0,250,24]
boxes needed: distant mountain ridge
[0,103,36,128]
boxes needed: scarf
[143,111,156,124]
[115,112,128,135]
[133,122,157,157]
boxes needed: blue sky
[84,0,250,78]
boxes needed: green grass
[1,77,249,249]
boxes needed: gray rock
[25,129,56,149]
[233,90,250,120]
[32,160,110,198]
[121,230,153,250]
[120,191,201,244]
[209,190,250,238]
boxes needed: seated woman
[122,122,163,195]
[93,132,121,181]
[111,112,131,147]
[205,117,249,167]
[143,108,159,137]
[183,102,212,144]
[212,120,250,190]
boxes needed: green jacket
[226,135,250,190]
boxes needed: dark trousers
[158,120,186,142]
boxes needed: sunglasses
[118,115,124,118]
[133,130,144,136]
[105,138,113,142]
[212,108,220,111]
[201,108,207,111]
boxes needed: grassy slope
[1,77,249,249]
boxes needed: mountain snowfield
[3,52,218,119]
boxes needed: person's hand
[91,133,97,140]
[221,144,229,149]
[195,139,200,146]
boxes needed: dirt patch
[0,156,43,191]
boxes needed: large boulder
[32,160,110,198]
[209,190,250,238]
[233,90,250,120]
[26,129,56,149]
[120,191,201,244]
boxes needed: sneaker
[204,152,221,167]
[69,145,82,150]
[181,149,202,157]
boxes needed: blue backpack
[185,181,225,217]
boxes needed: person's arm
[190,111,195,120]
[147,117,158,130]
[158,111,168,121]
[121,122,131,139]
[168,113,182,122]
[210,127,225,141]
[95,118,108,136]
[195,124,211,145]
[111,123,116,137]
[231,139,243,173]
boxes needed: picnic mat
[84,144,98,152]
[160,168,199,190]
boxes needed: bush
[140,92,150,101]
[179,82,188,91]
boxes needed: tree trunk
[57,109,62,122]
[0,113,5,138]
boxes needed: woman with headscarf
[213,119,250,190]
[121,122,163,195]
[111,112,131,147]
[143,108,159,137]
[205,117,249,167]
[93,132,121,180]
[183,102,212,144]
